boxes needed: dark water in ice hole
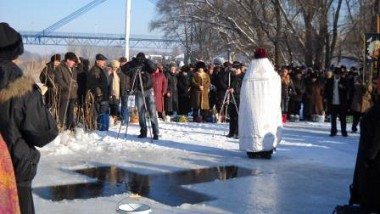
[33,165,261,206]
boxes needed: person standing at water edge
[0,22,58,214]
[239,48,282,159]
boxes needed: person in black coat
[164,62,179,115]
[324,67,349,137]
[226,62,244,138]
[39,54,60,110]
[177,65,191,115]
[215,62,231,113]
[0,22,58,214]
[349,98,380,213]
[87,53,109,131]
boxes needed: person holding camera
[127,52,159,140]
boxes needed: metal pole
[124,0,131,60]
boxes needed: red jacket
[152,71,167,112]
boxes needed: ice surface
[33,120,358,213]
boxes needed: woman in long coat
[306,73,324,117]
[152,67,167,119]
[177,65,191,115]
[190,61,210,121]
[164,64,178,115]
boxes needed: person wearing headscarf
[0,22,58,214]
[239,48,282,159]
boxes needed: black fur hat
[195,61,206,71]
[0,22,24,60]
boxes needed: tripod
[218,72,239,122]
[117,65,155,142]
[218,89,239,122]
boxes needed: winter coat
[350,102,380,212]
[230,72,244,106]
[151,71,167,112]
[117,69,131,107]
[351,81,373,113]
[87,64,109,102]
[76,62,87,106]
[55,63,78,100]
[289,77,305,102]
[190,70,211,110]
[306,80,324,115]
[164,71,178,112]
[324,76,349,109]
[0,134,20,214]
[40,62,58,108]
[0,60,58,183]
[281,74,292,98]
[215,70,229,98]
[40,62,57,89]
[126,59,157,92]
[177,72,191,114]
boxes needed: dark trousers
[228,104,239,135]
[59,98,76,130]
[330,104,347,135]
[288,99,302,116]
[17,181,34,214]
[351,111,363,132]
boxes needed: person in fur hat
[239,48,282,159]
[0,22,58,214]
[190,61,211,122]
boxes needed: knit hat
[0,22,24,60]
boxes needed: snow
[33,120,358,213]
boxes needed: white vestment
[239,58,282,152]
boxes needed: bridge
[20,31,181,49]
[19,0,181,53]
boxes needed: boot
[138,130,147,138]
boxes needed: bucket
[116,203,151,214]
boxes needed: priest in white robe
[238,48,282,159]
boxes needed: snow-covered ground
[33,120,359,214]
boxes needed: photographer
[127,52,159,140]
[226,62,244,138]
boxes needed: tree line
[150,0,380,68]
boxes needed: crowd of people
[39,48,378,140]
[39,51,252,139]
[280,65,376,137]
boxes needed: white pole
[124,0,131,60]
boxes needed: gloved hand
[100,101,109,113]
